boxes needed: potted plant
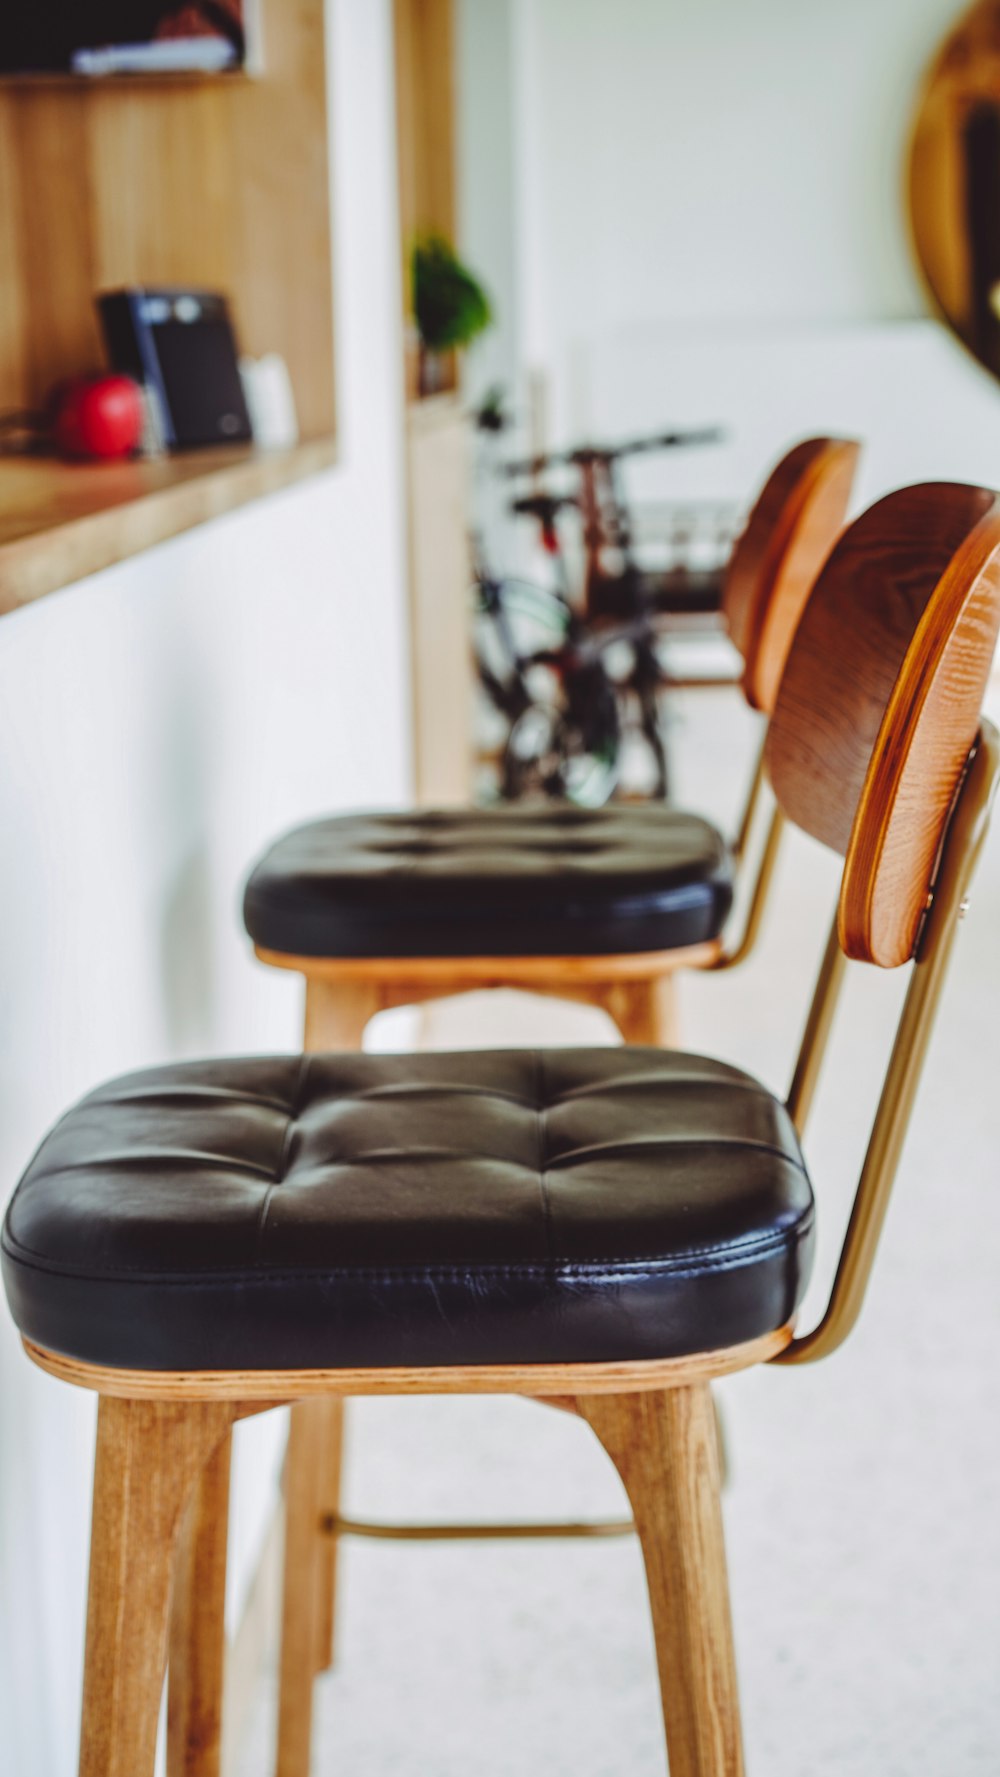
[410,233,492,397]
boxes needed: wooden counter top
[0,437,337,617]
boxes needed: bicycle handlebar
[503,425,724,478]
[510,493,580,521]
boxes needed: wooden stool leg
[312,1397,345,1672]
[578,1386,744,1777]
[276,1402,327,1777]
[167,1430,233,1777]
[602,975,678,1046]
[80,1396,235,1777]
[303,977,381,1051]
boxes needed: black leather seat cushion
[242,806,733,959]
[2,1049,813,1373]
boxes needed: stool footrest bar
[323,1512,635,1542]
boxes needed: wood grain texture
[302,977,380,1051]
[579,1386,744,1777]
[0,0,334,438]
[744,439,860,715]
[262,944,714,1049]
[600,976,679,1045]
[311,1399,346,1672]
[841,525,1000,965]
[256,940,721,989]
[24,1327,793,1403]
[0,97,31,409]
[287,954,702,1045]
[79,1396,236,1777]
[167,1432,232,1777]
[276,1403,326,1777]
[298,980,355,1673]
[395,0,458,395]
[394,0,456,265]
[766,483,1000,964]
[0,440,336,616]
[722,437,860,714]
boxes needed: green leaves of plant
[411,233,493,351]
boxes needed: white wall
[486,0,1000,469]
[0,3,409,1772]
[511,0,962,354]
[457,0,521,405]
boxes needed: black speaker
[97,287,254,451]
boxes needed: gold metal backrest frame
[774,720,1000,1365]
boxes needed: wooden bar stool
[4,482,998,1777]
[243,438,860,1059]
[241,435,860,1758]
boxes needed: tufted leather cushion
[2,1049,813,1372]
[242,806,734,959]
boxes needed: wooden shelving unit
[392,0,472,803]
[394,0,458,399]
[0,0,335,614]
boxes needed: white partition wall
[0,5,409,1772]
[509,0,965,377]
[495,0,1000,496]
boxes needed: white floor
[240,684,1000,1777]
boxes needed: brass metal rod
[775,723,1000,1366]
[322,1514,635,1542]
[785,916,849,1135]
[730,733,768,865]
[709,802,785,971]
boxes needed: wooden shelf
[0,437,337,616]
[0,0,335,438]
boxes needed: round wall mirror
[910,1,1000,380]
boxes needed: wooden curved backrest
[722,437,861,714]
[766,483,1000,967]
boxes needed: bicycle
[502,427,728,798]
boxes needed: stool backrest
[766,483,1000,967]
[723,437,861,716]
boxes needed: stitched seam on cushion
[253,1053,310,1262]
[543,1135,809,1174]
[246,894,726,919]
[11,1080,303,1202]
[17,1139,813,1198]
[0,1084,254,1230]
[0,1052,778,1236]
[25,1152,283,1188]
[303,1066,781,1108]
[0,1209,815,1281]
[84,1085,296,1116]
[326,1083,540,1110]
[1,1245,813,1291]
[298,1066,759,1107]
[547,1073,782,1103]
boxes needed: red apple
[53,375,144,460]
